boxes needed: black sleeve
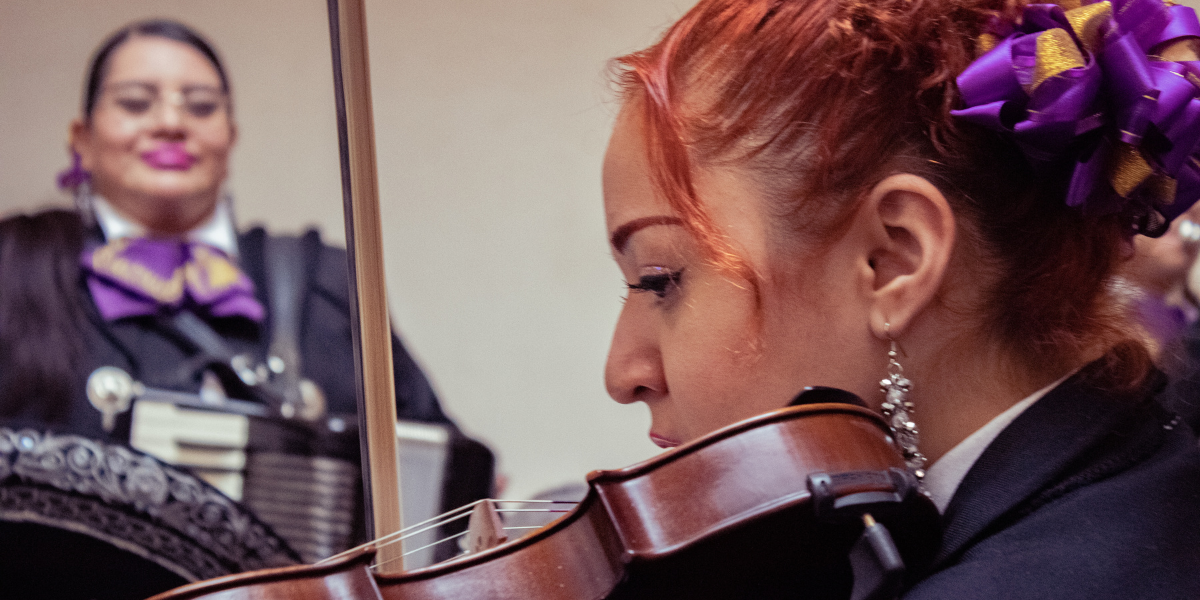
[391,331,451,425]
[305,237,453,425]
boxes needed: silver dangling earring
[880,323,926,480]
[59,150,94,228]
[75,179,96,229]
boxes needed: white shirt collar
[922,371,1075,513]
[92,195,239,256]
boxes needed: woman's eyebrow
[610,216,683,253]
[104,82,222,92]
[105,81,156,91]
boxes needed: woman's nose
[605,303,667,405]
[152,92,187,134]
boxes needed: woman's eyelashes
[627,267,684,299]
[115,96,153,114]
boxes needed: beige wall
[9,1,1200,506]
[0,1,346,238]
[0,0,697,501]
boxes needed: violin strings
[366,505,574,554]
[393,530,471,562]
[370,524,559,572]
[315,498,580,566]
[316,500,484,565]
[374,502,572,549]
[492,508,574,513]
[318,509,473,564]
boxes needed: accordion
[130,398,483,567]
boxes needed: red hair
[615,0,1149,387]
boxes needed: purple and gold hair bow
[952,0,1200,233]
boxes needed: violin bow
[327,0,406,574]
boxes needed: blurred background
[0,0,702,501]
[8,0,1200,507]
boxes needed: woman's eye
[627,269,683,299]
[115,98,152,114]
[183,90,225,118]
[185,101,219,118]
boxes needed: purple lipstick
[141,143,195,170]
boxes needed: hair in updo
[82,19,230,119]
[614,0,1150,388]
[1,21,231,422]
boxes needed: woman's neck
[92,191,219,238]
[904,329,1095,466]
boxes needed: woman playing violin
[603,0,1200,596]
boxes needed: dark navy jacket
[905,356,1200,599]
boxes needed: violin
[144,1,940,597]
[148,397,939,600]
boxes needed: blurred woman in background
[0,19,490,598]
[1120,203,1200,355]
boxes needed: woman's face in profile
[602,110,877,448]
[1126,202,1200,296]
[72,36,236,234]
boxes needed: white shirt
[92,196,239,256]
[922,371,1075,513]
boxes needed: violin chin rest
[790,386,869,408]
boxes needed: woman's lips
[649,433,680,449]
[141,143,195,170]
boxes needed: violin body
[145,549,380,600]
[377,402,939,600]
[149,402,940,600]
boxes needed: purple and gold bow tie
[81,237,264,322]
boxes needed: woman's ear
[69,119,93,170]
[859,174,956,339]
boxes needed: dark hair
[0,21,231,422]
[0,211,86,422]
[614,0,1150,389]
[83,19,230,119]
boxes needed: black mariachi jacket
[0,209,449,440]
[0,209,492,597]
[904,354,1200,599]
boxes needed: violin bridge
[463,500,508,554]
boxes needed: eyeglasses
[100,82,230,120]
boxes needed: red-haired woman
[603,0,1200,597]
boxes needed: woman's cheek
[118,121,142,138]
[199,132,234,166]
